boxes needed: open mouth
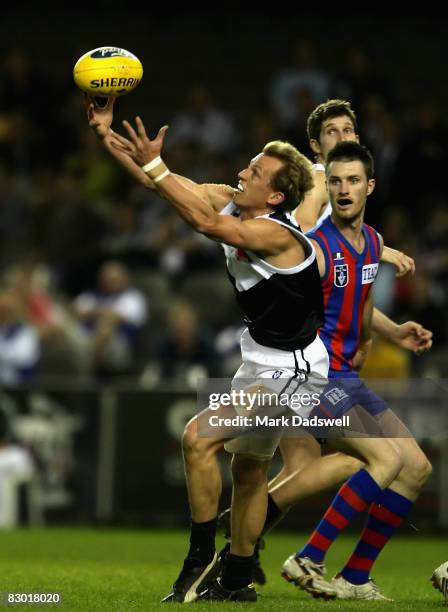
[337,198,352,206]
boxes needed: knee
[374,445,403,481]
[340,453,364,477]
[388,447,404,477]
[231,455,269,486]
[403,450,432,489]
[182,419,213,461]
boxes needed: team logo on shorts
[334,264,349,287]
[272,370,282,379]
[324,387,349,405]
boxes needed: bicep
[203,217,284,252]
[176,178,234,211]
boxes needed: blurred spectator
[73,260,147,378]
[0,290,40,386]
[270,41,331,132]
[0,401,34,527]
[361,334,410,380]
[5,261,67,342]
[215,321,245,377]
[35,168,113,296]
[166,85,238,155]
[154,299,222,382]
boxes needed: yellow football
[73,46,143,97]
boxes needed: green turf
[0,529,445,611]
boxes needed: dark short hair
[326,141,374,180]
[307,99,358,141]
[262,141,314,212]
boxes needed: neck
[239,205,274,221]
[331,210,365,242]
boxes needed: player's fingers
[156,125,169,144]
[122,120,140,144]
[135,116,148,139]
[416,339,432,355]
[110,140,133,154]
[395,263,406,277]
[111,130,133,146]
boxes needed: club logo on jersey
[324,387,349,406]
[334,264,349,287]
[332,251,344,261]
[362,263,379,284]
[236,248,250,262]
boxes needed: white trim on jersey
[310,162,332,230]
[220,202,316,292]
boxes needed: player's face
[327,160,375,222]
[234,154,284,209]
[311,116,359,161]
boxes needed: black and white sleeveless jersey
[221,202,324,351]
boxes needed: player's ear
[367,179,375,195]
[309,139,321,156]
[268,191,285,206]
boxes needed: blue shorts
[312,375,388,420]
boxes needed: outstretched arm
[111,116,292,253]
[372,308,433,355]
[86,96,155,189]
[381,245,415,277]
[86,96,233,208]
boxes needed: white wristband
[141,157,162,173]
[153,169,171,183]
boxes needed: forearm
[150,172,218,232]
[372,307,398,341]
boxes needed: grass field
[0,528,446,611]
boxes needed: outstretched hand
[84,94,116,140]
[383,246,415,277]
[110,116,169,166]
[394,321,433,355]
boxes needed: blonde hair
[262,141,314,212]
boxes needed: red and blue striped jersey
[307,216,381,377]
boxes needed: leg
[296,436,403,560]
[182,415,225,522]
[377,410,432,501]
[230,454,270,556]
[271,450,362,513]
[268,437,321,490]
[162,406,232,603]
[339,411,432,587]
